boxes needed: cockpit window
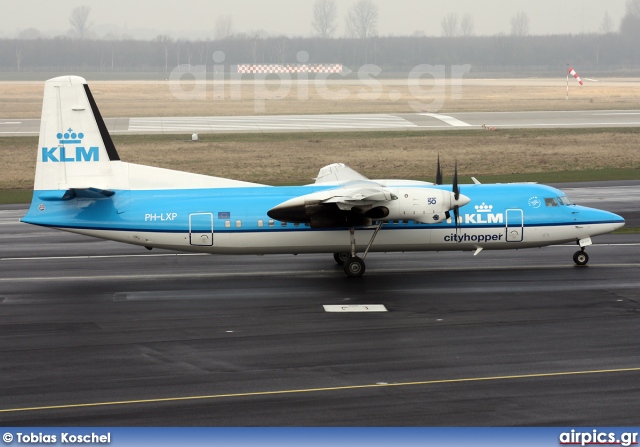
[556,197,564,206]
[559,196,573,206]
[544,198,558,207]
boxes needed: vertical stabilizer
[35,76,126,191]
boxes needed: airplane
[21,76,625,277]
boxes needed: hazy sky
[0,0,628,39]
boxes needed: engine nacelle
[384,187,460,224]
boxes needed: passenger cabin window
[268,220,275,227]
[224,220,231,228]
[258,220,264,227]
[281,222,287,227]
[235,220,242,228]
[544,198,558,207]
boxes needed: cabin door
[505,209,524,242]
[189,213,214,246]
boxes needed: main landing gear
[573,249,589,266]
[333,222,384,277]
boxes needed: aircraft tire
[334,252,350,265]
[344,256,366,277]
[573,250,589,266]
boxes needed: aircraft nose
[608,211,625,231]
[579,207,625,236]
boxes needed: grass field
[2,77,640,118]
[2,128,639,193]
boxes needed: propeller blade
[435,153,442,185]
[453,205,460,235]
[453,160,460,201]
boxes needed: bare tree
[155,34,172,72]
[510,11,530,37]
[626,0,640,17]
[185,41,194,66]
[15,48,22,71]
[270,37,288,64]
[600,11,614,33]
[460,13,475,36]
[345,0,378,38]
[620,0,640,37]
[18,28,42,39]
[214,15,234,40]
[312,0,338,38]
[441,12,459,37]
[175,39,183,66]
[69,5,92,39]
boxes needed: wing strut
[362,221,384,260]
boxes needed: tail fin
[32,75,265,199]
[35,75,125,192]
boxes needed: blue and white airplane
[21,76,625,277]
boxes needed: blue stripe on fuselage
[21,183,624,233]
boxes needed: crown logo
[57,128,84,145]
[474,202,493,213]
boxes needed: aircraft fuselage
[22,183,624,255]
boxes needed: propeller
[452,160,460,234]
[436,156,468,234]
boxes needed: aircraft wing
[270,164,470,228]
[268,181,398,228]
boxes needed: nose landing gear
[573,237,592,266]
[573,249,589,266]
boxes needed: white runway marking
[323,304,388,312]
[0,131,38,134]
[4,110,640,135]
[2,244,638,263]
[488,122,640,127]
[593,112,640,115]
[128,114,418,132]
[419,113,472,127]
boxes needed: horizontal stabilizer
[38,187,115,201]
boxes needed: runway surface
[1,182,638,426]
[2,109,640,135]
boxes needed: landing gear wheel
[573,250,589,266]
[344,256,366,277]
[333,252,350,266]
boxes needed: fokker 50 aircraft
[22,76,625,277]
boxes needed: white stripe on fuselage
[56,223,621,255]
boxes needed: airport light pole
[566,64,569,100]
